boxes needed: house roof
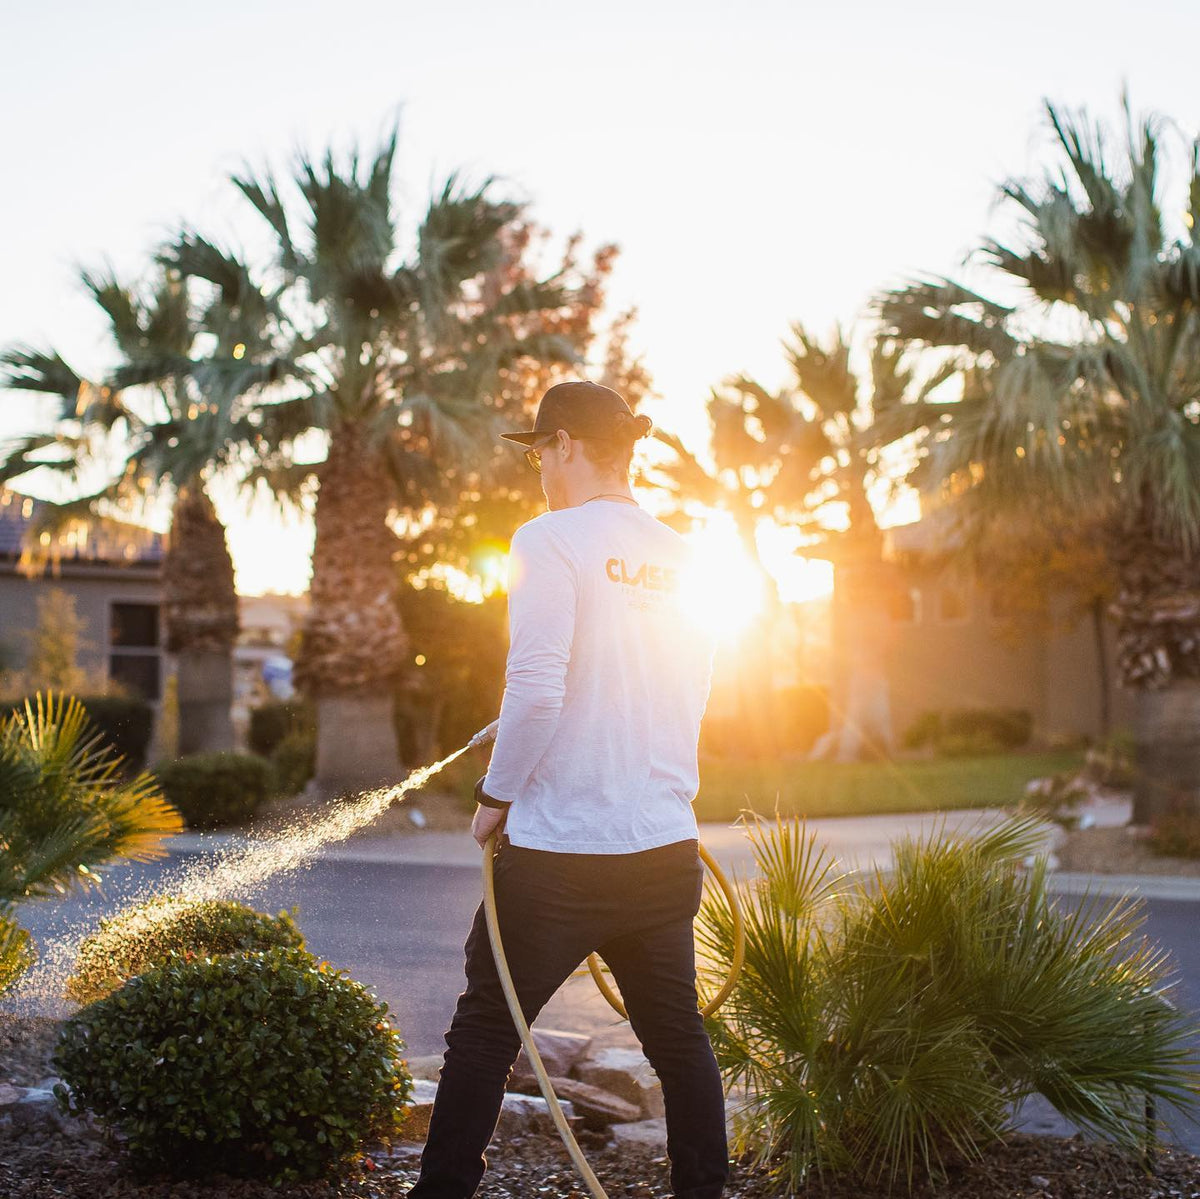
[883,504,964,561]
[0,487,165,566]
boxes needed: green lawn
[435,748,1084,824]
[692,750,1083,824]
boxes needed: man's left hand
[471,802,509,850]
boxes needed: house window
[109,602,161,700]
[938,585,969,623]
[891,587,922,623]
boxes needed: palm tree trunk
[817,538,896,762]
[162,482,239,755]
[294,424,408,797]
[1109,518,1200,823]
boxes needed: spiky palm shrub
[0,692,183,995]
[697,813,1199,1193]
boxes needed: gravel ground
[3,1121,1200,1199]
[0,1013,60,1086]
[1058,826,1200,876]
[6,1015,1200,1196]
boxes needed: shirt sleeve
[481,521,579,804]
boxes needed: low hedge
[903,707,1033,756]
[53,947,412,1182]
[152,750,275,828]
[270,727,316,796]
[67,896,304,1006]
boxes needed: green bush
[901,709,944,751]
[902,707,1032,756]
[270,727,316,796]
[1,693,154,772]
[152,751,276,829]
[697,813,1199,1192]
[53,947,413,1183]
[942,707,1032,750]
[248,700,316,759]
[67,896,304,1006]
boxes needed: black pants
[407,833,729,1198]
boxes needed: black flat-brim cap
[500,380,633,445]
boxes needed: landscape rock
[537,1077,641,1129]
[513,1028,592,1080]
[493,1091,577,1139]
[401,1077,577,1143]
[573,1046,665,1119]
[0,1077,95,1138]
[609,1116,668,1150]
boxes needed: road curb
[159,832,1200,900]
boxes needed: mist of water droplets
[4,746,471,1016]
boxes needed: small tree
[0,588,108,699]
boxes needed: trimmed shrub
[1,693,154,772]
[942,707,1032,750]
[53,947,413,1183]
[698,813,1199,1192]
[67,896,304,1006]
[248,700,316,759]
[152,751,275,828]
[270,727,316,796]
[902,707,1032,756]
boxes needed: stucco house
[882,516,1134,745]
[0,486,165,704]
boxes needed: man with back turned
[407,380,727,1199]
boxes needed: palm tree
[162,129,594,796]
[0,692,182,995]
[877,97,1200,821]
[784,327,925,761]
[0,266,271,753]
[652,331,923,760]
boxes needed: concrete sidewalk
[162,795,1200,902]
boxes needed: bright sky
[3,0,1197,595]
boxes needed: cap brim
[499,430,543,446]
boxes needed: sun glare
[680,510,766,640]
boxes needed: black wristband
[475,776,510,810]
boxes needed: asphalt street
[10,851,1200,1152]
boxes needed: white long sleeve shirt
[481,499,716,852]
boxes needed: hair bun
[612,410,653,441]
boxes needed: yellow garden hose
[481,831,745,1199]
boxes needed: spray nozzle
[468,719,500,749]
